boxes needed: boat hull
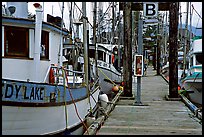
[181,77,202,105]
[181,38,202,106]
[98,65,122,95]
[2,79,100,135]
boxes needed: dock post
[168,2,179,98]
[135,13,143,105]
[123,2,133,97]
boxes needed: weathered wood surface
[96,66,202,135]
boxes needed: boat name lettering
[2,83,44,100]
[103,63,107,67]
[98,62,102,66]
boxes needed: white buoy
[98,93,109,108]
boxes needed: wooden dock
[96,66,202,135]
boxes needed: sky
[179,2,202,28]
[26,2,202,27]
[2,2,202,37]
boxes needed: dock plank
[96,66,202,135]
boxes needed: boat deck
[96,66,202,135]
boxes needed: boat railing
[43,65,85,87]
[63,67,85,87]
[89,77,100,93]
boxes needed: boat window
[103,52,106,62]
[178,63,183,69]
[4,26,49,60]
[40,31,49,60]
[190,57,193,66]
[109,55,111,64]
[88,49,95,58]
[98,50,103,61]
[196,53,202,65]
[4,26,29,57]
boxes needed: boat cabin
[2,3,69,83]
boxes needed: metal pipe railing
[44,65,85,86]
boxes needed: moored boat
[89,43,123,95]
[180,37,202,105]
[2,2,100,135]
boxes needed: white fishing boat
[180,37,202,105]
[89,43,123,95]
[2,2,100,135]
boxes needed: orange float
[112,85,119,93]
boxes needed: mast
[164,11,168,64]
[189,2,192,45]
[110,2,115,80]
[69,2,73,39]
[112,2,115,45]
[117,11,121,70]
[93,2,98,78]
[58,2,64,67]
[82,2,89,91]
[98,2,103,43]
[179,3,183,51]
[183,2,189,76]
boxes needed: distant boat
[89,43,123,95]
[2,2,100,135]
[161,60,184,85]
[180,37,202,105]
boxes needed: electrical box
[134,55,143,76]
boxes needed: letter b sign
[143,2,158,17]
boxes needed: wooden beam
[123,2,133,97]
[169,2,179,98]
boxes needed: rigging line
[97,2,113,26]
[58,2,62,14]
[70,3,78,39]
[73,3,82,22]
[191,4,202,19]
[54,2,66,28]
[63,68,89,135]
[62,2,70,31]
[194,9,201,35]
[62,67,68,129]
[73,2,94,29]
[98,68,117,86]
[73,2,113,30]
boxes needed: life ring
[49,67,55,84]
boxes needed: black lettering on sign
[15,85,21,99]
[5,84,13,98]
[40,87,44,100]
[23,86,29,99]
[35,87,40,100]
[30,87,35,100]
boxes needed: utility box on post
[134,55,143,76]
